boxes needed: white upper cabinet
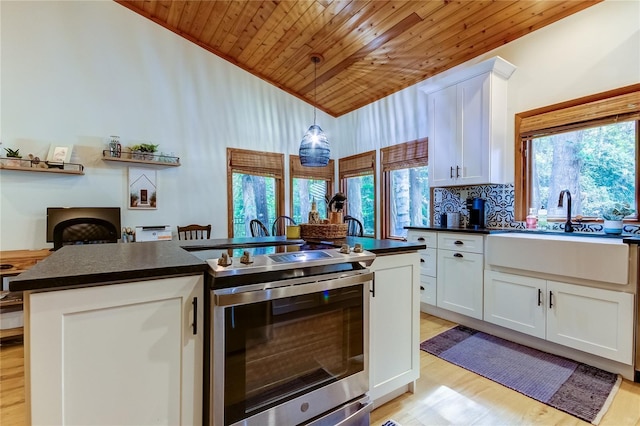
[421,56,516,187]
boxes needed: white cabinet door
[27,275,204,425]
[420,275,437,306]
[427,84,458,186]
[418,247,437,277]
[484,270,546,339]
[457,73,490,186]
[369,252,420,403]
[546,280,634,365]
[437,250,484,319]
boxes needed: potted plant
[602,202,634,235]
[3,147,23,167]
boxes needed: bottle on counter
[526,208,538,229]
[537,206,548,230]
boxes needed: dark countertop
[405,226,493,234]
[406,226,638,240]
[10,237,425,292]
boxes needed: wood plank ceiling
[116,0,601,117]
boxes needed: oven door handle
[214,272,374,307]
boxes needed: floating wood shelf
[0,158,84,175]
[0,327,23,340]
[102,150,180,166]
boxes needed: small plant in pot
[602,202,634,235]
[130,143,158,160]
[3,147,23,167]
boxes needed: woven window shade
[520,90,640,137]
[290,155,334,180]
[381,138,428,172]
[227,148,284,179]
[339,151,376,178]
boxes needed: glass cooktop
[268,251,333,263]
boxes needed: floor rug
[420,325,621,425]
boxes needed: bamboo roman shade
[290,155,334,180]
[520,89,640,138]
[227,148,284,178]
[339,151,376,177]
[381,138,428,172]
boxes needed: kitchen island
[11,236,425,425]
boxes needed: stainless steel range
[207,248,376,426]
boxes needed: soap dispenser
[526,208,538,229]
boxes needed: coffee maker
[466,197,486,229]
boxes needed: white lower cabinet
[437,234,484,320]
[369,252,420,403]
[484,270,634,364]
[26,275,204,425]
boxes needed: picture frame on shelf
[128,167,157,210]
[46,144,73,164]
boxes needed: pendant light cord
[313,56,317,125]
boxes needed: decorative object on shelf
[602,202,634,235]
[46,144,73,164]
[128,167,157,210]
[3,147,22,167]
[108,135,122,158]
[299,54,330,167]
[101,149,180,166]
[308,198,320,224]
[27,154,47,169]
[130,143,159,161]
[4,147,21,158]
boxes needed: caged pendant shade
[299,55,330,167]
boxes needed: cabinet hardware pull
[450,166,455,178]
[417,237,425,242]
[538,289,542,306]
[549,291,554,308]
[453,253,463,258]
[420,286,425,291]
[370,275,376,298]
[192,297,198,335]
[456,165,461,178]
[454,240,463,245]
[420,258,425,263]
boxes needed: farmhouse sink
[486,233,629,285]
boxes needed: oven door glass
[222,284,364,425]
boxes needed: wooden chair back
[249,219,270,237]
[271,215,297,236]
[177,224,211,240]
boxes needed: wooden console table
[1,249,51,340]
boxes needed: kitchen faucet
[557,189,574,232]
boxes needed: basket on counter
[299,223,347,240]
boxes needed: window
[381,138,430,239]
[339,151,376,237]
[516,85,640,222]
[227,148,284,237]
[289,155,334,224]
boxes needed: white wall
[1,0,638,250]
[0,0,335,250]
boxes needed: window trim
[227,148,285,237]
[380,138,428,239]
[514,84,640,222]
[289,155,335,222]
[339,151,376,238]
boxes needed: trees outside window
[339,151,376,237]
[227,148,284,237]
[290,155,334,224]
[528,121,636,218]
[381,139,429,239]
[516,85,639,222]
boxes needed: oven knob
[217,253,232,266]
[240,250,253,264]
[300,402,309,413]
[340,244,350,254]
[354,243,363,253]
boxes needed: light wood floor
[1,313,639,425]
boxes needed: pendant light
[299,54,330,167]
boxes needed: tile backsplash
[434,184,640,235]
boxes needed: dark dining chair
[249,219,270,237]
[177,224,211,240]
[271,216,297,236]
[344,215,364,237]
[53,217,119,251]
